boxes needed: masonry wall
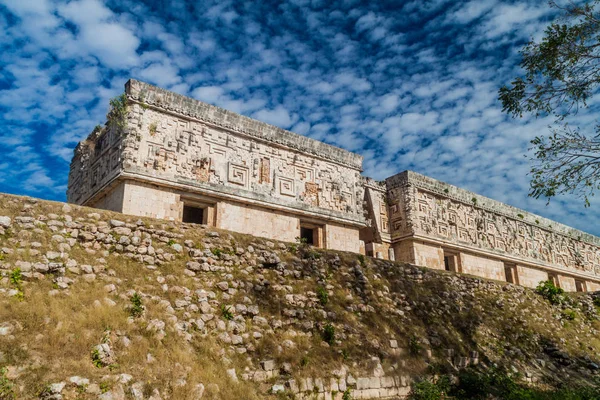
[89,182,125,213]
[385,171,600,291]
[516,265,549,289]
[217,201,299,243]
[325,223,361,253]
[459,253,505,281]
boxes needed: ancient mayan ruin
[68,79,600,292]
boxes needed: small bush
[408,336,423,356]
[357,254,366,267]
[409,377,450,400]
[221,305,234,321]
[593,297,600,308]
[342,389,352,400]
[322,323,336,345]
[536,280,565,305]
[91,348,103,368]
[130,292,144,318]
[0,367,15,399]
[211,248,223,258]
[316,286,329,306]
[9,268,22,288]
[562,309,576,321]
[167,239,177,246]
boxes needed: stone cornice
[387,170,600,248]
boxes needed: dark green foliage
[357,254,366,267]
[316,286,329,306]
[561,309,577,321]
[342,389,352,400]
[451,368,600,400]
[322,323,335,345]
[221,305,234,321]
[408,335,423,356]
[0,367,15,399]
[536,280,565,305]
[9,268,23,301]
[408,377,450,400]
[499,2,600,206]
[130,292,144,318]
[107,93,129,131]
[593,296,600,308]
[91,348,103,368]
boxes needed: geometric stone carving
[303,182,319,206]
[260,158,270,184]
[227,163,248,187]
[295,166,314,181]
[278,176,295,197]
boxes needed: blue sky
[1,0,599,234]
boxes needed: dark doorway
[504,263,517,284]
[575,280,586,292]
[443,252,458,272]
[183,205,204,224]
[300,227,314,245]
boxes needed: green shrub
[408,336,423,356]
[322,323,336,345]
[107,93,129,130]
[9,268,22,288]
[562,309,577,321]
[211,248,223,258]
[342,389,352,400]
[221,305,234,321]
[0,367,15,399]
[316,286,329,306]
[357,254,366,267]
[130,292,144,318]
[536,280,565,305]
[91,348,103,368]
[593,297,600,308]
[409,377,449,400]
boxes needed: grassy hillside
[0,193,599,399]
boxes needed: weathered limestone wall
[386,171,600,289]
[325,223,361,253]
[120,79,365,228]
[516,265,549,289]
[121,180,182,221]
[459,253,505,281]
[88,182,125,213]
[411,241,444,270]
[558,275,577,292]
[217,201,299,243]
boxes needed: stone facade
[384,171,600,291]
[68,79,365,253]
[68,80,600,291]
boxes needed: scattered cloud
[0,0,598,235]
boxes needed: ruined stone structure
[68,79,600,291]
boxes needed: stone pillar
[388,247,395,261]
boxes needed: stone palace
[67,79,600,292]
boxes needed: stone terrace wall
[386,171,600,280]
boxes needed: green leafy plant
[535,280,565,305]
[471,197,477,205]
[9,268,23,301]
[221,305,234,321]
[149,122,157,136]
[0,367,15,399]
[409,377,450,400]
[408,335,423,356]
[107,93,129,131]
[167,239,177,246]
[91,348,103,368]
[322,323,336,345]
[517,213,524,219]
[211,248,223,258]
[357,254,366,267]
[342,389,352,400]
[562,309,577,321]
[316,286,329,306]
[130,292,144,318]
[593,297,600,308]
